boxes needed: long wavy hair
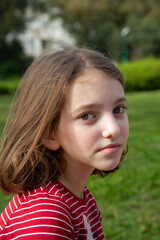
[0,47,128,194]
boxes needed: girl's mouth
[98,144,121,154]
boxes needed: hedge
[0,57,160,94]
[119,57,160,91]
[0,78,20,94]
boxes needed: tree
[48,0,160,60]
[0,0,29,76]
[0,0,28,47]
[48,0,128,60]
[0,0,46,77]
[0,0,46,44]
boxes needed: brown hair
[0,47,127,194]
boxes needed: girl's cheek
[124,117,129,140]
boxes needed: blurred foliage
[0,0,27,39]
[0,0,29,77]
[0,0,44,77]
[0,40,33,78]
[49,0,160,60]
[0,0,160,77]
[0,0,46,41]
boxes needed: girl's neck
[58,174,85,199]
[58,166,94,199]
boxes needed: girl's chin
[97,160,120,172]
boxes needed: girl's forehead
[64,69,125,107]
[70,69,121,92]
[74,68,107,83]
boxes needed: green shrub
[119,58,160,91]
[0,79,20,94]
[0,58,160,94]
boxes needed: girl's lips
[98,144,121,154]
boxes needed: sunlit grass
[88,90,160,239]
[0,91,160,239]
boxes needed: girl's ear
[41,135,60,151]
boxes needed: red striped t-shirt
[0,181,105,239]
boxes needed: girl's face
[54,69,129,176]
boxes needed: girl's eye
[80,113,94,121]
[113,106,126,114]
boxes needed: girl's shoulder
[0,181,74,238]
[0,181,73,231]
[0,181,103,239]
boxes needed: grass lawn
[0,91,160,239]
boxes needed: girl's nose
[101,115,121,139]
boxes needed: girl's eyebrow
[72,97,127,115]
[115,97,127,104]
[72,103,100,115]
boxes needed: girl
[0,47,129,239]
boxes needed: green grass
[0,95,14,211]
[88,90,160,239]
[0,91,160,239]
[0,95,13,133]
